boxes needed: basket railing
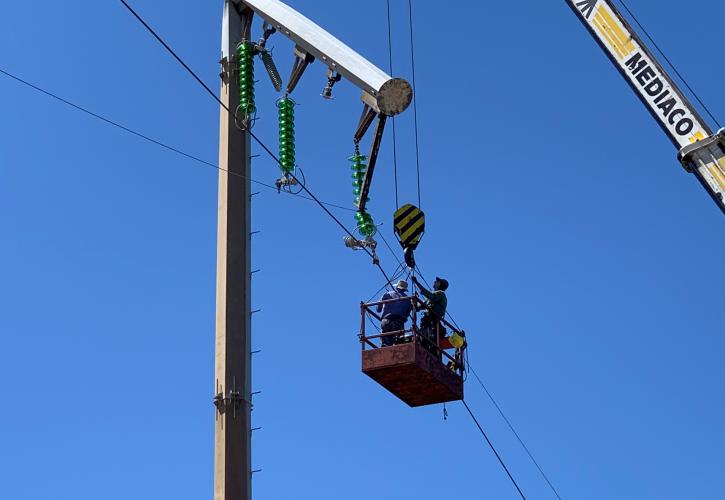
[359,295,466,377]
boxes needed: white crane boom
[566,0,725,215]
[232,0,412,116]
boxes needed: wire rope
[407,0,422,207]
[386,0,400,208]
[617,0,721,130]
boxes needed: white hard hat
[394,280,408,291]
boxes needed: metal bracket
[241,8,254,41]
[214,378,251,420]
[357,114,387,213]
[275,174,298,192]
[354,104,377,145]
[219,55,237,85]
[678,129,725,173]
[258,21,276,48]
[286,46,315,95]
[322,68,342,99]
[234,0,412,115]
[344,235,380,265]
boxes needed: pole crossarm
[234,0,413,116]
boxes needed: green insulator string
[350,144,375,237]
[350,149,367,204]
[237,41,256,118]
[355,210,376,237]
[277,97,296,175]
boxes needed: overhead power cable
[461,399,528,500]
[467,362,564,500]
[616,0,721,130]
[414,260,561,498]
[0,67,355,213]
[377,230,405,270]
[119,0,397,286]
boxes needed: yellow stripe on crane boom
[566,0,725,215]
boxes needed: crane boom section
[567,0,711,148]
[567,0,725,214]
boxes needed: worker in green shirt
[411,275,449,351]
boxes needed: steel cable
[407,0,422,207]
[617,0,721,130]
[386,0,400,209]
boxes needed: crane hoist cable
[386,0,400,209]
[408,0,422,208]
[616,0,721,129]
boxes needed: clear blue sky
[1,1,724,499]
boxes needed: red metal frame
[359,295,466,377]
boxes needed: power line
[407,0,422,207]
[461,399,528,500]
[0,67,356,213]
[386,0,400,209]
[416,260,561,499]
[119,0,397,286]
[414,265,558,498]
[377,230,405,270]
[616,0,721,130]
[120,0,221,110]
[467,362,564,500]
[367,261,407,303]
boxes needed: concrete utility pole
[214,2,253,499]
[211,1,412,498]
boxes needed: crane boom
[566,0,725,215]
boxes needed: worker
[376,280,413,346]
[411,276,449,351]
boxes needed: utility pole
[211,1,412,498]
[214,2,253,499]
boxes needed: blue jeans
[380,315,404,346]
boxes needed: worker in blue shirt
[377,280,413,346]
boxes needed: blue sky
[1,1,724,499]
